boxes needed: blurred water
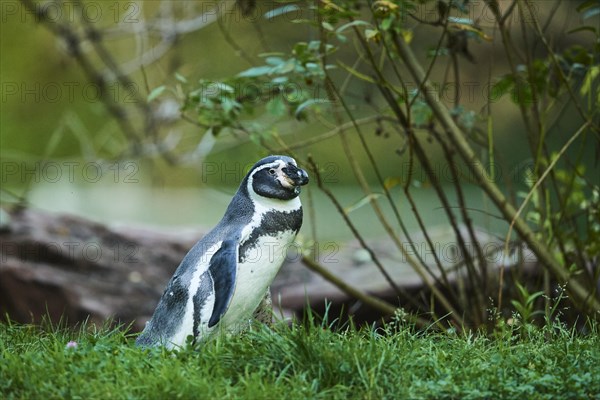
[26,180,504,241]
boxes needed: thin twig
[300,256,428,328]
[393,34,600,314]
[273,116,384,152]
[503,121,591,266]
[522,0,599,132]
[306,157,419,308]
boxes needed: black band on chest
[239,208,303,263]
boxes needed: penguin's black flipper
[207,240,238,328]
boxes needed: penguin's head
[248,155,309,201]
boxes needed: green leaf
[238,66,273,78]
[265,57,285,66]
[294,98,331,119]
[336,33,348,43]
[174,73,188,84]
[337,62,376,83]
[274,59,296,74]
[411,101,433,127]
[290,18,318,25]
[427,48,449,58]
[263,5,300,20]
[147,85,166,102]
[271,76,289,84]
[322,21,335,31]
[384,177,401,190]
[212,82,235,93]
[380,16,394,31]
[490,75,514,100]
[372,0,399,16]
[344,193,383,214]
[581,65,599,96]
[511,82,533,105]
[365,29,380,42]
[450,24,491,41]
[583,7,600,19]
[448,17,473,25]
[266,97,286,116]
[308,41,321,51]
[400,29,413,44]
[336,20,372,34]
[221,98,239,115]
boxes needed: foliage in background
[174,0,600,329]
[7,0,600,330]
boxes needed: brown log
[0,207,538,330]
[0,207,193,331]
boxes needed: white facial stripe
[251,160,296,189]
[251,160,285,174]
[249,160,291,190]
[243,160,302,243]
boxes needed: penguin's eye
[268,168,276,176]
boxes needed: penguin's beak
[283,164,309,187]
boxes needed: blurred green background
[1,0,596,241]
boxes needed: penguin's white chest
[220,229,296,331]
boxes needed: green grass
[1,315,599,399]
